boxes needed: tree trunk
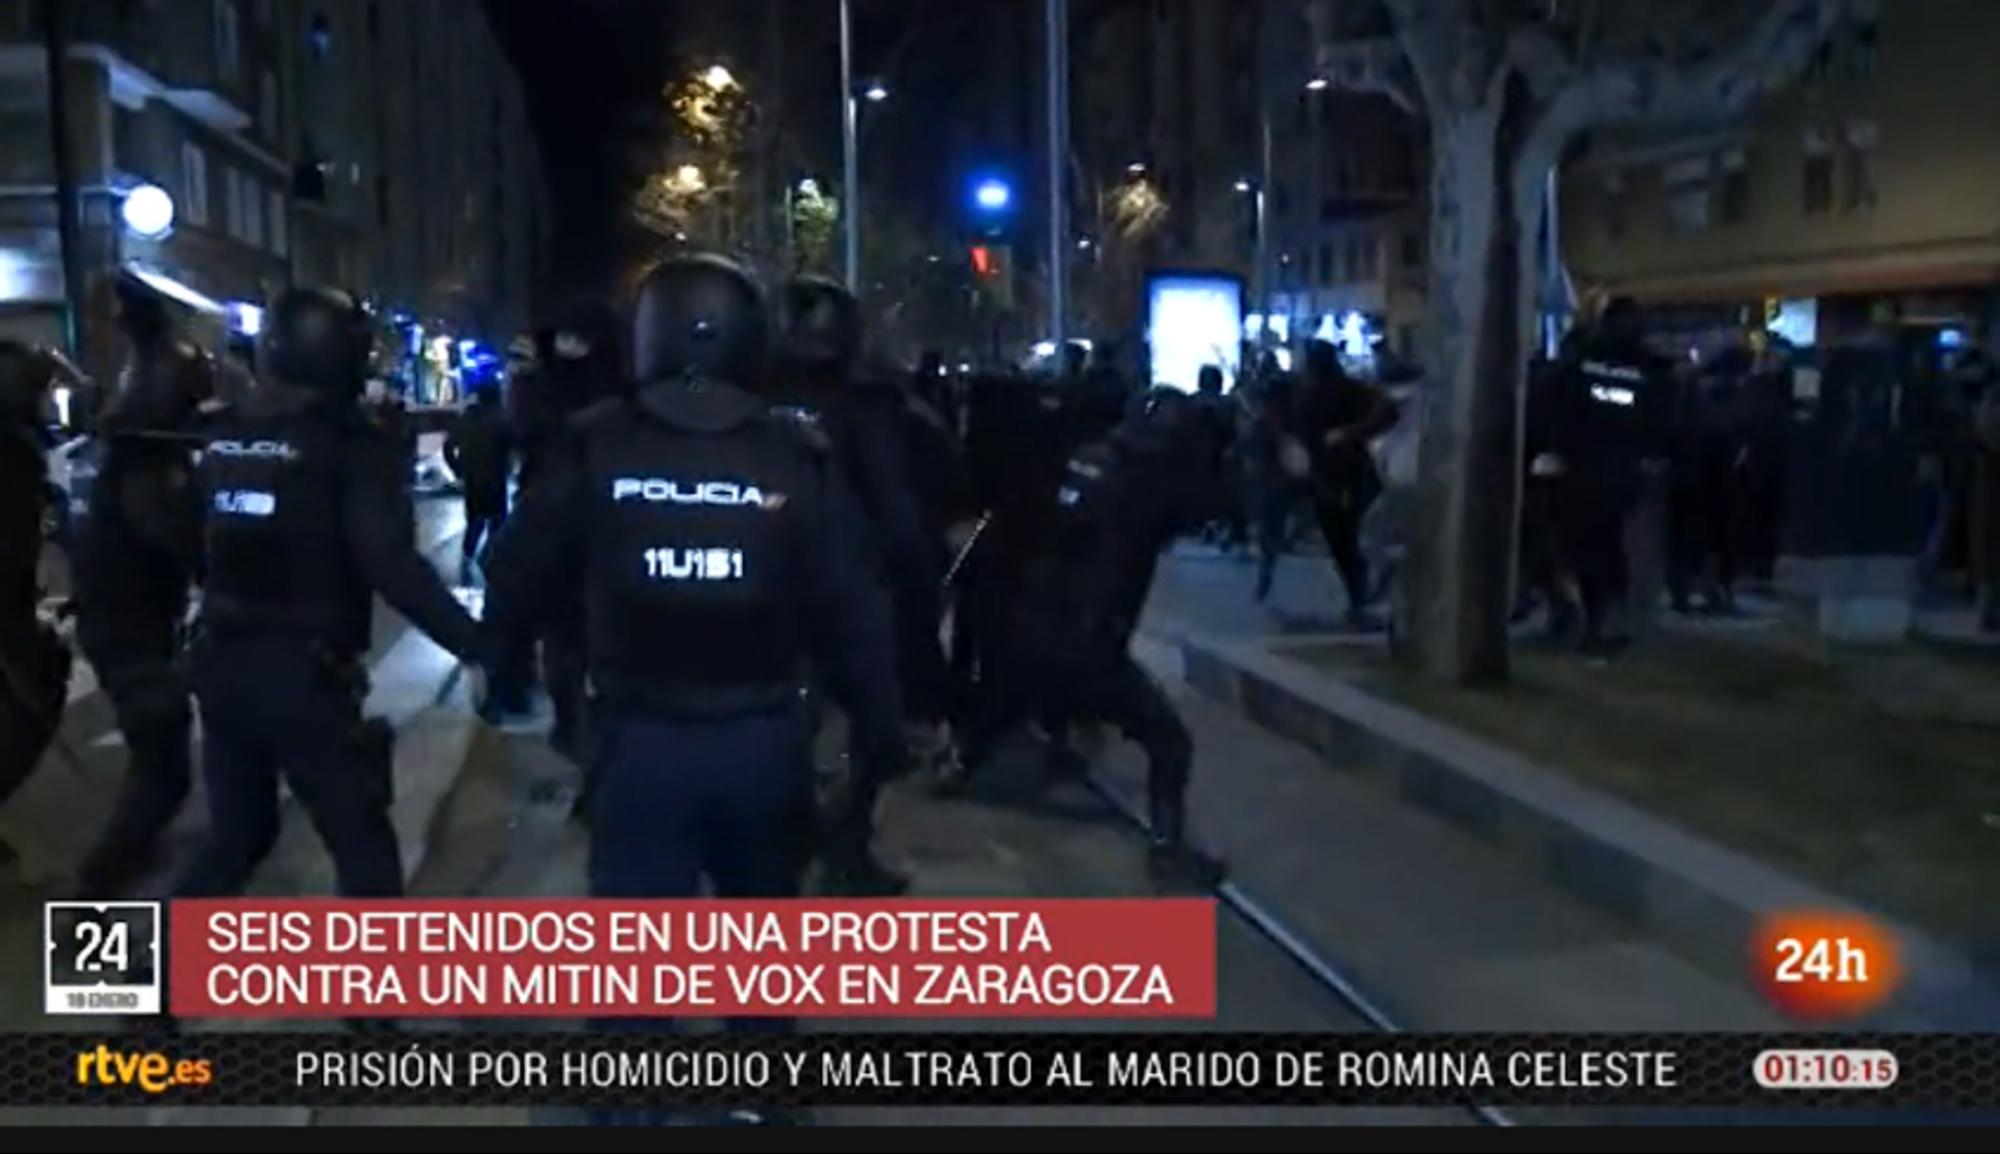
[1398,105,1522,685]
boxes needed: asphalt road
[0,502,1897,1127]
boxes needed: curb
[1152,616,2000,1033]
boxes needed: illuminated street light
[703,65,737,92]
[120,183,175,240]
[1306,76,1330,91]
[1234,179,1254,193]
[1126,161,1147,176]
[863,81,890,102]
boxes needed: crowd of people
[1,256,1234,1033]
[1194,298,2000,657]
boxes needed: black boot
[1145,796,1224,888]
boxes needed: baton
[942,511,995,590]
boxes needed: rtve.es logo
[73,1045,213,1095]
[611,478,788,512]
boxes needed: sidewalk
[1144,546,2000,1028]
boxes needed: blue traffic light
[974,178,1012,212]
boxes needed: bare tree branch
[1382,0,1465,111]
[1313,35,1423,114]
[1555,0,1840,135]
[1506,22,1575,103]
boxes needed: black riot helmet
[632,253,770,387]
[260,285,373,399]
[778,275,862,372]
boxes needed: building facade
[1559,0,2000,348]
[1259,0,1425,365]
[1070,0,1424,365]
[0,0,546,398]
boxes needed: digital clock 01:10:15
[1753,1049,1899,1090]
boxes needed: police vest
[196,414,364,650]
[579,414,819,716]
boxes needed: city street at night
[4,0,2000,1136]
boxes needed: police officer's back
[179,286,489,899]
[488,256,904,920]
[1541,298,1675,654]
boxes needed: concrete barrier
[1152,616,2000,1032]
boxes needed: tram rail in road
[1082,772,1516,1128]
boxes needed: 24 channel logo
[1750,911,1903,1021]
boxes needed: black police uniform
[68,281,214,896]
[962,392,1224,883]
[1544,318,1675,653]
[1,342,71,808]
[178,288,488,899]
[488,256,904,1034]
[770,277,941,894]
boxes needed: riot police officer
[486,257,903,1080]
[68,273,215,897]
[1,341,72,811]
[1537,297,1676,659]
[771,275,941,896]
[178,286,491,899]
[960,390,1226,884]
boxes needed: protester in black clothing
[444,386,513,584]
[1292,340,1398,626]
[1192,364,1244,551]
[491,302,625,761]
[1244,365,1303,603]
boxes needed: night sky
[485,0,668,295]
[487,0,1006,303]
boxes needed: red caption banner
[167,899,1217,1020]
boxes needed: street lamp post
[840,0,860,291]
[1257,86,1275,322]
[1045,0,1069,351]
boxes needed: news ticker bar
[23,1033,1999,1109]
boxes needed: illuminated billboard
[1146,271,1243,393]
